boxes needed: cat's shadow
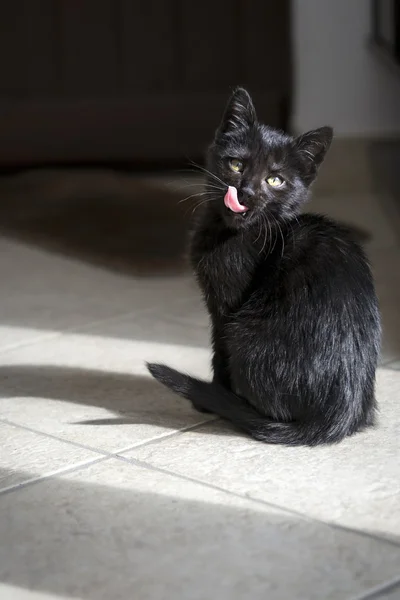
[0,364,232,434]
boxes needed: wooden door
[0,0,291,166]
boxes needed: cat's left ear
[294,126,333,183]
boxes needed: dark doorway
[0,0,291,167]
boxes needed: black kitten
[147,88,381,446]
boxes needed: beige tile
[0,422,99,491]
[385,360,400,370]
[372,582,400,599]
[0,584,73,600]
[91,292,210,348]
[360,246,400,364]
[0,325,212,453]
[0,168,202,351]
[307,193,398,250]
[312,139,373,196]
[368,247,400,303]
[1,458,399,600]
[0,236,199,351]
[126,368,400,542]
[379,298,400,364]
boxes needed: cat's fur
[147,88,381,446]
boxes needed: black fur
[147,88,381,446]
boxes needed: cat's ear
[216,88,256,137]
[294,126,333,183]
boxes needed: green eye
[266,175,284,187]
[230,158,244,173]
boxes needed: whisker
[266,214,273,254]
[178,191,216,205]
[183,197,212,219]
[254,215,263,244]
[186,161,228,188]
[260,214,268,256]
[261,212,271,257]
[191,197,214,216]
[173,181,224,192]
[277,221,285,259]
[269,214,279,256]
[288,219,297,251]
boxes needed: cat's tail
[147,363,345,447]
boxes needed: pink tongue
[224,186,248,213]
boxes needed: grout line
[0,418,217,497]
[381,359,400,370]
[0,415,218,458]
[112,417,219,454]
[0,417,400,552]
[0,455,109,497]
[0,416,219,495]
[114,453,400,551]
[0,331,63,357]
[2,420,400,553]
[70,293,199,337]
[0,418,112,457]
[0,291,199,359]
[349,576,400,600]
[2,415,400,551]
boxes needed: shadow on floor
[0,168,372,281]
[0,168,391,356]
[0,170,197,277]
[0,464,399,600]
[0,364,227,432]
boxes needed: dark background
[0,0,291,168]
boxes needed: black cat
[147,88,381,446]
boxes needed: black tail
[147,363,343,446]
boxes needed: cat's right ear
[216,88,256,137]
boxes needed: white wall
[291,0,400,136]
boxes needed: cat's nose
[239,186,256,207]
[241,186,255,198]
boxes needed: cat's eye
[229,158,244,173]
[266,175,284,187]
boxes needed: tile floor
[0,171,400,600]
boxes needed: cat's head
[206,88,333,229]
